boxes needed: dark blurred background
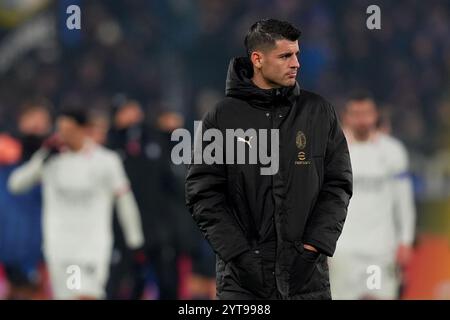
[0,0,449,299]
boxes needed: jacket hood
[225,56,300,109]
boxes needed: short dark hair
[59,104,88,126]
[18,97,53,119]
[244,19,301,56]
[348,90,375,103]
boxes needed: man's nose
[291,55,300,69]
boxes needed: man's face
[253,39,300,88]
[114,103,144,129]
[89,117,110,145]
[344,99,378,140]
[18,108,51,136]
[57,116,85,148]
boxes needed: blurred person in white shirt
[8,105,144,299]
[329,92,416,300]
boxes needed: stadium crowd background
[0,0,449,299]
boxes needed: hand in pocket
[290,249,320,295]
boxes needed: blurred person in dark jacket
[0,100,52,299]
[107,98,191,299]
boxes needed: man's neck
[251,71,280,90]
[68,137,87,152]
[353,130,377,142]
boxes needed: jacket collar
[225,56,300,110]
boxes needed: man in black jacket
[185,19,352,300]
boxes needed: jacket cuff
[302,237,335,257]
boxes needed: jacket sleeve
[302,103,353,257]
[185,107,251,263]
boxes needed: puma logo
[237,136,253,148]
[171,123,280,175]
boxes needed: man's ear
[250,51,263,69]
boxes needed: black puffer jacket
[186,57,352,299]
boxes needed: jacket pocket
[230,249,271,298]
[289,248,321,296]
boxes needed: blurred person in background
[85,107,150,300]
[7,105,145,299]
[183,90,225,299]
[156,110,218,300]
[329,92,416,299]
[0,100,52,299]
[155,110,215,299]
[107,98,189,299]
[88,109,111,146]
